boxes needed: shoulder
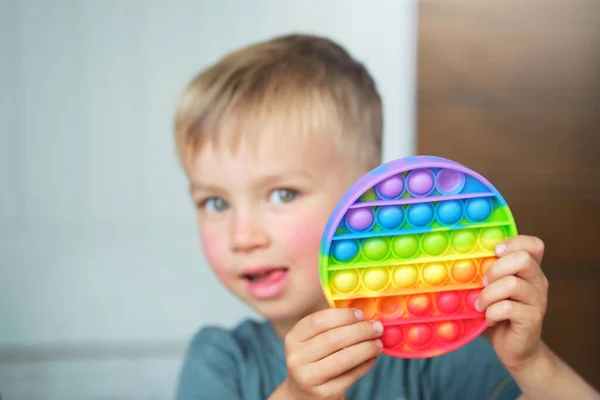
[176,319,272,400]
[423,337,522,400]
[185,318,270,359]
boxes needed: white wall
[0,0,417,398]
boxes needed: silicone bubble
[319,156,518,358]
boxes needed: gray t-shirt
[176,319,521,400]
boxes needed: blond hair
[173,34,382,170]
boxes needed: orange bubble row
[334,288,484,321]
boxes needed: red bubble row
[380,317,487,356]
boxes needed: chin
[253,300,305,321]
[227,280,329,322]
[254,296,329,323]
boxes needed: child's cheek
[285,217,325,278]
[201,234,229,283]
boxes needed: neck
[270,318,298,339]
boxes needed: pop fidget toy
[319,156,518,358]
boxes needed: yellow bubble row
[330,257,496,295]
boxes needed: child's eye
[201,197,229,213]
[269,189,299,204]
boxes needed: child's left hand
[476,235,549,371]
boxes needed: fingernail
[474,299,482,312]
[482,275,488,287]
[375,339,383,349]
[355,309,364,321]
[372,320,384,333]
[495,243,506,255]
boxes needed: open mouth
[242,267,289,283]
[241,267,290,299]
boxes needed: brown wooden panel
[417,0,600,388]
[543,278,600,376]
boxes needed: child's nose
[230,211,270,252]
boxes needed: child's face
[185,132,364,324]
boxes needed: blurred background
[0,0,416,398]
[0,0,598,399]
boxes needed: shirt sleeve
[424,337,522,400]
[175,327,242,400]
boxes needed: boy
[172,34,599,399]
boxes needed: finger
[484,250,546,288]
[299,320,384,363]
[485,300,544,330]
[477,276,542,311]
[314,357,377,399]
[309,338,382,384]
[290,308,365,342]
[495,235,545,265]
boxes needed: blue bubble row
[341,197,495,234]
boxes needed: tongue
[251,269,286,284]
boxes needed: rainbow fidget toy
[319,156,518,358]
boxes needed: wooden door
[417,0,600,387]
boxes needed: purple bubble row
[374,168,466,200]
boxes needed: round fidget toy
[318,156,517,358]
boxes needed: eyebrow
[189,170,313,194]
[189,183,223,195]
[252,170,313,188]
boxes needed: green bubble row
[331,226,507,263]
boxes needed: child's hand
[477,235,549,371]
[280,308,383,400]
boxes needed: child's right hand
[279,308,384,400]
